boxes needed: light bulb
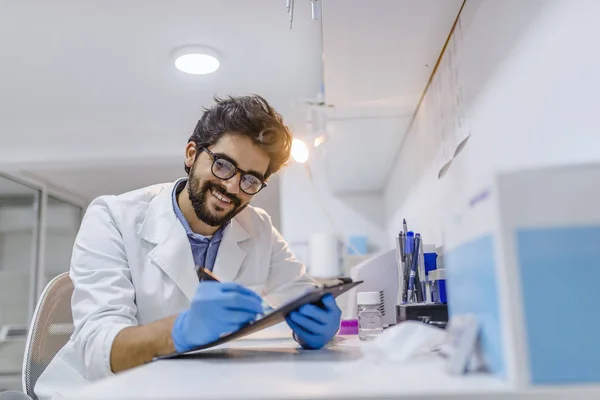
[291,139,309,163]
[313,135,327,148]
[174,53,220,75]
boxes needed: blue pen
[404,231,414,303]
[406,233,420,303]
[405,231,414,260]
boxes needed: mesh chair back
[21,273,74,399]
[0,390,32,400]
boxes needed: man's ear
[185,142,197,169]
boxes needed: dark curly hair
[186,95,293,178]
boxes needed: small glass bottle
[357,291,383,341]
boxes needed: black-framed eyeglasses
[200,147,267,195]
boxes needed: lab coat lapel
[212,219,251,282]
[139,182,198,302]
[149,230,197,302]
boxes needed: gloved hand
[172,281,263,352]
[285,294,342,350]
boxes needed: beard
[187,166,247,227]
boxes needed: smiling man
[35,95,342,399]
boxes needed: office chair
[21,273,74,400]
[0,391,32,400]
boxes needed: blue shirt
[172,179,227,272]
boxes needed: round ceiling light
[172,46,220,75]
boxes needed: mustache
[205,182,241,206]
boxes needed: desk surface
[55,327,600,400]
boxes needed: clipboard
[156,278,363,360]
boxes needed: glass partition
[43,197,83,287]
[0,175,83,390]
[0,175,40,388]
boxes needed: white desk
[54,330,600,400]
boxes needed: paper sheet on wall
[431,17,471,179]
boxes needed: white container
[308,232,342,278]
[357,291,383,341]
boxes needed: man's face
[185,133,270,227]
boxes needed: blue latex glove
[285,294,342,350]
[172,281,263,352]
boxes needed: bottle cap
[357,291,380,305]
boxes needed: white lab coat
[34,181,315,400]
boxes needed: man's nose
[222,173,240,195]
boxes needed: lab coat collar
[139,181,197,301]
[138,181,252,301]
[138,182,179,245]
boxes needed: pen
[399,231,406,262]
[405,232,414,303]
[406,234,420,303]
[395,234,402,305]
[197,267,220,282]
[396,231,408,304]
[416,238,431,303]
[419,239,426,301]
[197,267,270,313]
[414,234,424,302]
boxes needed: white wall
[384,0,600,249]
[280,156,386,264]
[251,174,282,232]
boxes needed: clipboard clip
[317,276,354,288]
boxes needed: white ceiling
[0,0,322,199]
[0,0,462,201]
